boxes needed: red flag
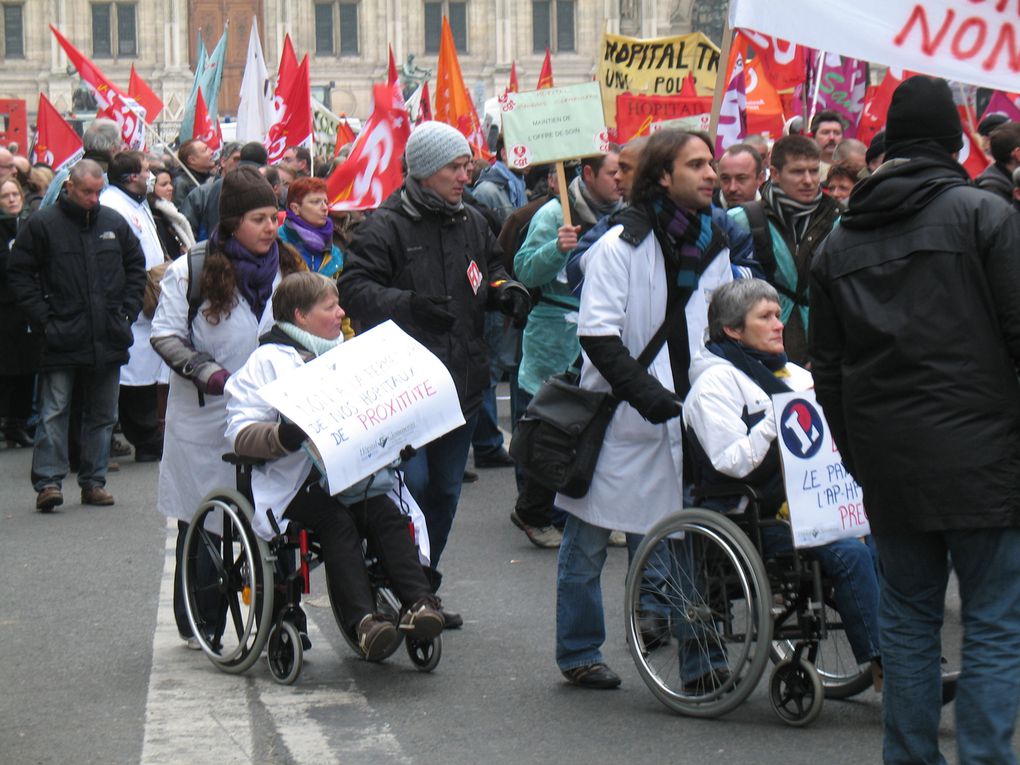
[193,88,222,156]
[327,83,410,211]
[434,16,486,155]
[745,57,786,140]
[49,25,144,149]
[736,29,807,92]
[507,61,519,94]
[418,80,433,123]
[32,93,84,172]
[957,104,991,179]
[856,69,905,148]
[388,45,399,87]
[128,64,163,124]
[333,114,357,157]
[980,90,1020,124]
[678,73,699,98]
[273,34,298,119]
[537,49,554,90]
[266,55,312,164]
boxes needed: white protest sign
[257,321,465,496]
[498,81,610,168]
[730,0,1020,92]
[772,389,871,548]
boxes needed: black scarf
[401,176,465,220]
[762,180,823,245]
[706,338,791,397]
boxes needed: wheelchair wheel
[769,657,824,727]
[770,599,873,699]
[182,490,275,674]
[407,634,442,672]
[329,578,404,662]
[267,620,303,685]
[625,508,773,719]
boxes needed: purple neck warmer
[223,236,279,320]
[285,210,334,255]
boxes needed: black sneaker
[562,662,622,689]
[475,448,515,468]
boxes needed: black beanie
[885,76,963,154]
[219,165,278,221]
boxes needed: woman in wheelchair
[682,279,881,682]
[224,272,444,660]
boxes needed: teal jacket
[514,197,581,396]
[278,223,345,278]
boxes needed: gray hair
[69,158,105,182]
[708,279,781,342]
[83,118,121,154]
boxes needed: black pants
[0,373,34,421]
[284,481,432,632]
[118,384,163,456]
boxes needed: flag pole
[808,50,825,128]
[709,20,734,142]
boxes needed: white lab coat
[556,224,732,534]
[100,185,168,386]
[150,254,280,523]
[225,342,431,562]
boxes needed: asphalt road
[0,391,1003,764]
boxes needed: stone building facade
[0,0,723,126]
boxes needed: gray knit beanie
[404,121,471,179]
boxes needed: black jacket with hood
[809,149,1020,534]
[338,186,522,417]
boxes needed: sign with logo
[498,81,609,168]
[773,389,870,548]
[257,321,465,497]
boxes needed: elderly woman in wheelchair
[624,279,881,725]
[223,272,444,663]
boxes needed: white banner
[772,390,871,548]
[730,0,1020,92]
[257,321,465,497]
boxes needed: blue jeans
[32,366,120,491]
[760,525,881,664]
[874,528,1020,765]
[401,413,478,570]
[555,514,641,671]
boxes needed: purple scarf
[284,211,333,255]
[223,236,279,320]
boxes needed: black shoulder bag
[510,293,686,499]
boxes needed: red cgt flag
[32,93,84,172]
[856,69,909,149]
[128,64,163,124]
[266,55,312,164]
[736,29,807,92]
[333,115,357,157]
[193,88,222,156]
[327,83,410,211]
[537,49,554,90]
[507,61,519,94]
[388,44,399,87]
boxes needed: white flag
[235,18,273,142]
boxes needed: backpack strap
[739,201,776,279]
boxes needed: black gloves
[410,294,457,332]
[278,422,309,452]
[495,281,532,328]
[580,335,682,424]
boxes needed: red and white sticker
[509,143,531,169]
[466,260,483,294]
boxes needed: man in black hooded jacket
[810,76,1020,765]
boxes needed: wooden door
[188,0,265,117]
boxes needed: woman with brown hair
[150,165,303,647]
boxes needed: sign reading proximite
[498,81,610,169]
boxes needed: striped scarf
[762,181,822,245]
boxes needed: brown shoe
[36,486,63,512]
[81,485,115,506]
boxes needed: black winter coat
[809,155,1020,534]
[339,189,514,416]
[7,192,146,370]
[0,214,42,376]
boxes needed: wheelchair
[181,454,442,685]
[624,483,873,727]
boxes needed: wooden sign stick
[556,160,572,228]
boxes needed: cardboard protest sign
[772,390,871,548]
[498,81,609,168]
[615,92,713,142]
[597,31,720,128]
[730,0,1020,93]
[257,321,465,497]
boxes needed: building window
[92,2,136,58]
[533,0,574,53]
[314,1,359,57]
[424,1,466,54]
[3,4,23,59]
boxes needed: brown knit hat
[219,165,278,221]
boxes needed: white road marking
[141,521,407,764]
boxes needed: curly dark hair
[199,214,305,324]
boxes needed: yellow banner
[597,31,721,129]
